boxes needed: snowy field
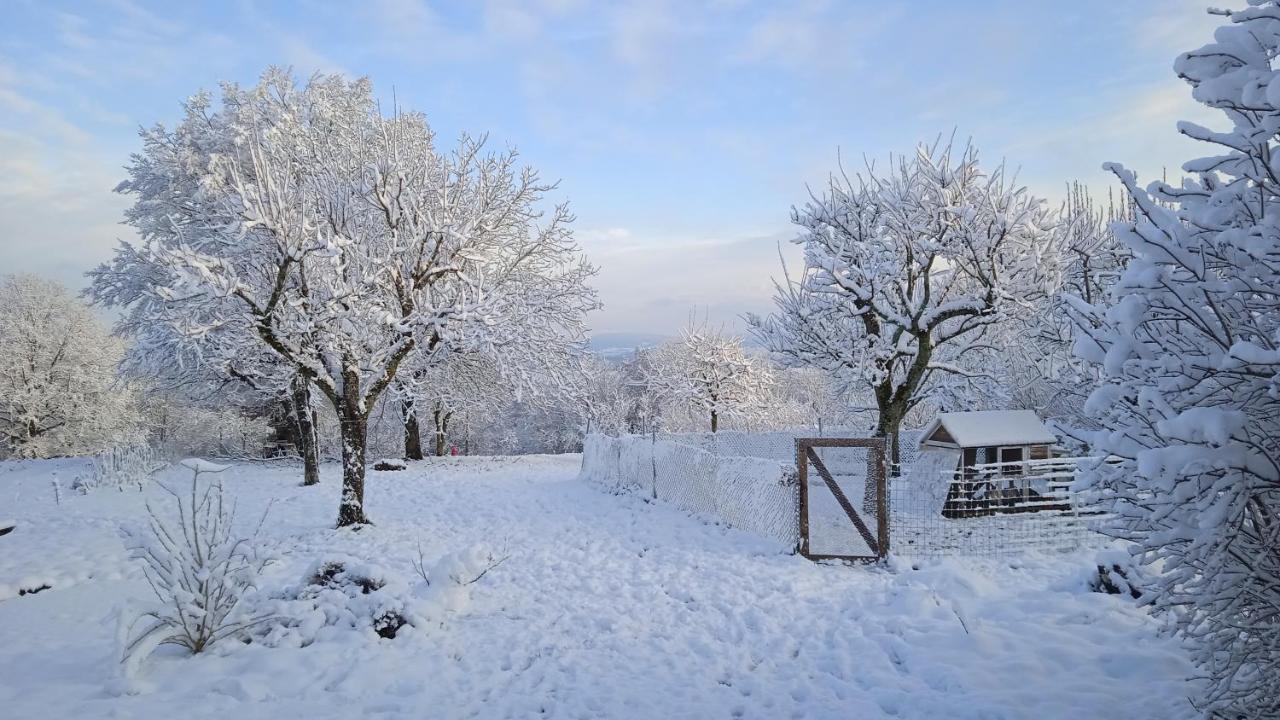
[0,455,1196,719]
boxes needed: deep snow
[0,455,1196,719]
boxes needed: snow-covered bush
[1071,4,1280,715]
[1089,550,1144,600]
[254,546,506,648]
[76,444,165,493]
[145,401,274,459]
[269,559,411,643]
[118,460,271,677]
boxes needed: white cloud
[582,229,799,334]
[731,1,899,75]
[362,0,484,63]
[607,0,686,105]
[996,79,1220,203]
[278,34,350,77]
[0,127,128,293]
[1134,0,1221,55]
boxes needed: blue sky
[0,0,1221,334]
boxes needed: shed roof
[920,410,1057,448]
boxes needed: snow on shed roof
[920,410,1057,448]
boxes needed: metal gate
[796,437,888,561]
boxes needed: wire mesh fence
[580,429,1107,558]
[798,440,886,561]
[890,454,1103,556]
[580,433,800,547]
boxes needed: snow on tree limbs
[89,68,598,526]
[749,138,1060,473]
[1070,3,1280,715]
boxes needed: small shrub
[1090,551,1143,600]
[256,547,507,647]
[372,610,408,639]
[307,560,384,595]
[118,461,271,676]
[77,445,165,493]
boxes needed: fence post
[875,439,890,558]
[795,439,809,557]
[650,428,658,500]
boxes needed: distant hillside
[588,331,765,363]
[588,332,666,362]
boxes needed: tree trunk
[337,410,370,526]
[891,426,901,474]
[336,363,369,527]
[871,407,904,513]
[290,378,320,487]
[433,408,450,457]
[403,402,424,461]
[710,409,719,433]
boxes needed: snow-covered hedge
[580,433,798,548]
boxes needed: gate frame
[795,437,889,562]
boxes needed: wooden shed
[918,410,1060,517]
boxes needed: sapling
[118,460,271,677]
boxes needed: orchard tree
[645,322,773,432]
[1002,184,1131,425]
[395,296,595,457]
[769,367,860,433]
[1071,5,1280,714]
[86,227,324,484]
[395,352,509,457]
[0,274,143,457]
[90,69,597,526]
[581,355,632,436]
[749,139,1059,473]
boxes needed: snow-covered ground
[1,455,1196,719]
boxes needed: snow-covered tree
[749,139,1058,471]
[0,274,143,458]
[581,355,632,436]
[395,352,511,457]
[1001,184,1132,425]
[615,349,664,435]
[1071,5,1280,714]
[767,367,863,433]
[645,322,773,432]
[89,69,597,525]
[139,392,275,459]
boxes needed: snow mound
[178,458,232,473]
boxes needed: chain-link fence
[580,429,1106,557]
[580,433,801,547]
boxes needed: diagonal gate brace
[806,447,879,556]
